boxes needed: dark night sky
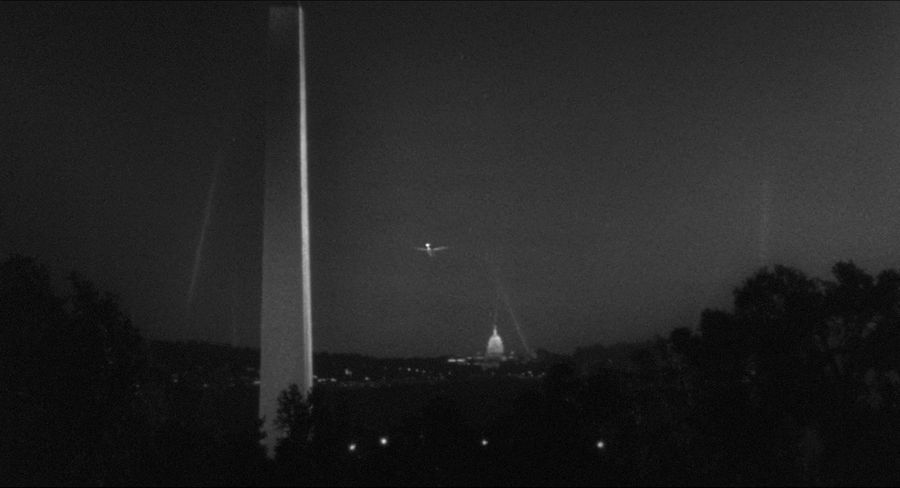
[4,2,900,357]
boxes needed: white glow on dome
[486,325,504,357]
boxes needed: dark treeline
[3,253,900,485]
[0,255,266,486]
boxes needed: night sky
[4,2,900,357]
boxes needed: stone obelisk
[259,3,313,457]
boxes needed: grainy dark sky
[4,2,900,357]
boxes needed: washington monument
[259,3,313,457]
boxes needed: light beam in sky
[484,255,535,359]
[759,179,771,267]
[187,152,223,310]
[229,274,238,346]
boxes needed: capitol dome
[486,325,504,359]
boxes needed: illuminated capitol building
[444,323,510,368]
[445,317,528,370]
[478,322,506,369]
[485,325,504,357]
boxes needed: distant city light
[481,438,489,446]
[379,436,388,446]
[596,440,605,449]
[348,442,357,452]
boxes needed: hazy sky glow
[4,2,900,356]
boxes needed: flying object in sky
[415,242,449,258]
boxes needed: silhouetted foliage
[659,262,900,485]
[275,384,312,453]
[8,253,900,485]
[0,255,274,486]
[0,255,146,485]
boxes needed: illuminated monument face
[259,4,312,458]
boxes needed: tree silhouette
[665,261,900,484]
[0,254,146,485]
[274,383,312,462]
